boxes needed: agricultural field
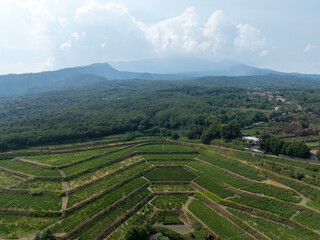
[0,138,320,239]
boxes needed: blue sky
[0,0,319,74]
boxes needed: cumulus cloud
[140,7,200,53]
[234,24,265,53]
[304,43,316,53]
[140,7,266,58]
[0,0,268,73]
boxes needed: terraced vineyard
[1,136,320,239]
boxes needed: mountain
[110,56,275,76]
[0,63,184,96]
[0,57,320,97]
[110,56,320,79]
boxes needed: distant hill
[110,56,320,79]
[0,63,184,96]
[0,57,320,96]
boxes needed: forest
[0,77,319,160]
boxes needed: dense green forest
[0,80,267,150]
[0,78,319,159]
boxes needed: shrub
[30,189,42,196]
[125,226,148,240]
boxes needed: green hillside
[0,137,320,239]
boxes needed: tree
[151,233,169,240]
[33,233,41,240]
[171,132,179,140]
[220,123,240,139]
[125,226,148,240]
[40,230,56,240]
[200,130,213,144]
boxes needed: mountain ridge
[0,58,319,97]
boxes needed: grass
[158,215,184,225]
[307,200,320,211]
[228,208,320,240]
[106,204,154,240]
[152,195,189,209]
[230,194,296,218]
[294,212,320,230]
[188,199,245,239]
[148,160,190,165]
[66,156,143,189]
[188,161,249,188]
[0,191,61,211]
[194,176,234,198]
[240,183,301,203]
[199,151,265,181]
[62,148,134,176]
[0,170,22,187]
[260,169,320,202]
[0,215,57,239]
[2,139,320,238]
[52,178,147,233]
[149,183,194,192]
[142,154,197,159]
[144,167,197,181]
[12,180,62,191]
[0,160,60,177]
[75,188,150,240]
[67,162,150,207]
[135,144,194,152]
[26,146,122,166]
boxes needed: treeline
[260,135,310,158]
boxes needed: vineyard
[1,136,320,239]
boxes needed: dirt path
[59,169,68,215]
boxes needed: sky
[0,0,319,74]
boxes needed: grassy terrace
[0,138,320,239]
[144,166,196,181]
[26,146,123,166]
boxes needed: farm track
[59,169,68,216]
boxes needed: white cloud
[71,32,79,40]
[140,8,266,58]
[0,1,55,74]
[60,42,72,49]
[259,50,269,57]
[304,43,316,53]
[234,24,265,53]
[75,1,129,20]
[0,1,268,73]
[59,17,69,28]
[140,7,200,53]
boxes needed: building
[242,136,260,144]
